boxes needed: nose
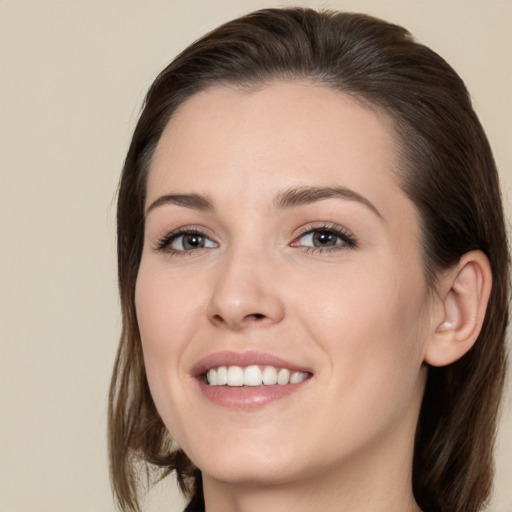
[206,247,285,330]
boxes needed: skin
[136,82,455,512]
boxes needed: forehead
[148,82,411,216]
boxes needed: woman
[108,8,509,512]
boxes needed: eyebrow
[145,193,214,216]
[275,185,383,219]
[145,185,383,220]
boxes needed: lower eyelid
[302,244,346,254]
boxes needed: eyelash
[292,223,357,254]
[155,226,216,255]
[154,223,357,255]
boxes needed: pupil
[184,234,204,250]
[313,231,336,247]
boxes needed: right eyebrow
[275,185,383,220]
[145,193,214,216]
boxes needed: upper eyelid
[293,222,355,238]
[158,225,214,239]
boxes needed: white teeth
[277,368,291,385]
[216,366,228,385]
[262,366,278,385]
[207,368,217,385]
[227,366,244,386]
[206,365,309,386]
[244,365,263,386]
[290,371,308,384]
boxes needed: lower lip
[197,379,310,410]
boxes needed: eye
[156,229,218,253]
[299,231,340,248]
[171,232,217,251]
[291,225,357,252]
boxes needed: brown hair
[108,8,509,512]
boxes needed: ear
[424,250,492,367]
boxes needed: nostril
[246,313,266,321]
[210,312,266,326]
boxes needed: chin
[188,437,302,485]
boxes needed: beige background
[0,1,510,511]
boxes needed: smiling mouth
[205,365,312,387]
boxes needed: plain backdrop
[1,1,511,511]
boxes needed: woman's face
[136,83,435,487]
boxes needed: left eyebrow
[275,185,383,220]
[145,193,214,216]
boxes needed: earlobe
[424,250,492,367]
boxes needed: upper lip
[191,350,313,377]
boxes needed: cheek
[134,260,203,405]
[136,271,174,361]
[135,260,203,354]
[294,259,429,385]
[294,263,429,442]
[135,265,174,406]
[134,260,210,445]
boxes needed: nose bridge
[206,238,285,329]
